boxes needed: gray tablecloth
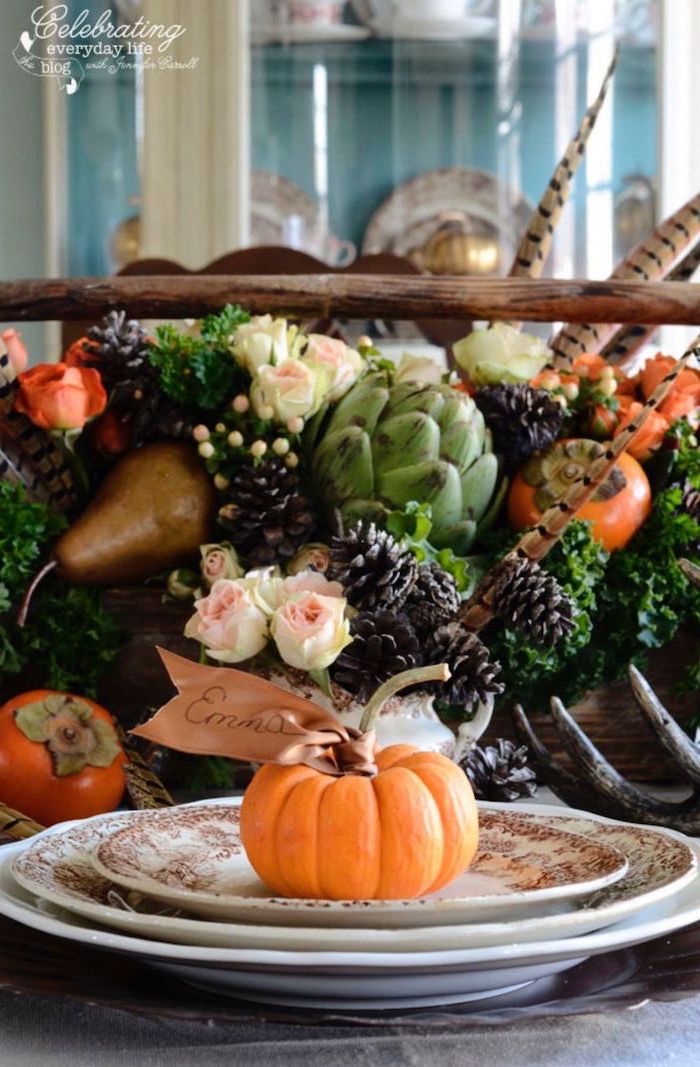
[1,987,699,1067]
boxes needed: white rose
[250,360,328,423]
[232,316,302,375]
[242,568,285,616]
[302,334,365,402]
[282,569,344,599]
[184,579,269,663]
[271,592,351,671]
[394,352,444,386]
[453,323,551,386]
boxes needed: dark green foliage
[483,419,700,712]
[0,484,122,698]
[148,304,250,411]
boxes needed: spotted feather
[0,411,77,513]
[458,343,698,631]
[0,349,18,419]
[599,237,700,365]
[551,194,700,368]
[507,51,617,284]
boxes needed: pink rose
[185,579,269,663]
[250,360,326,423]
[1,329,29,373]
[271,592,351,671]
[282,570,344,599]
[199,542,243,588]
[303,334,364,401]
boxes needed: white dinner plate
[8,803,694,952]
[2,823,700,1007]
[83,803,627,925]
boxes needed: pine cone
[331,611,421,703]
[328,522,418,612]
[85,310,150,390]
[490,557,577,647]
[682,479,700,524]
[85,311,192,445]
[403,562,461,636]
[461,739,537,802]
[476,384,565,473]
[424,623,504,713]
[218,459,317,566]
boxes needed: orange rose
[588,403,619,437]
[613,400,668,461]
[571,352,607,380]
[615,371,640,397]
[15,363,107,431]
[640,353,700,401]
[64,337,92,368]
[659,390,699,423]
[530,370,561,391]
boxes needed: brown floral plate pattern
[5,802,694,952]
[17,801,628,927]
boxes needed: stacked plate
[1,797,699,1010]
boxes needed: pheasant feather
[115,723,174,810]
[0,349,17,419]
[0,802,44,840]
[508,51,617,282]
[600,236,700,365]
[551,193,700,368]
[458,343,699,631]
[0,411,77,513]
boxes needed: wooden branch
[3,275,700,325]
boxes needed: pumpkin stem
[359,663,451,734]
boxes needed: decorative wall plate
[251,171,317,247]
[60,804,626,925]
[361,166,533,274]
[7,805,694,952]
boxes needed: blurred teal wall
[0,1,47,359]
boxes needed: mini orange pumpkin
[240,744,479,900]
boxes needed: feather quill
[507,51,618,283]
[599,236,700,365]
[458,342,699,631]
[551,193,700,368]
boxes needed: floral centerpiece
[0,301,698,804]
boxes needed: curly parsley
[149,304,249,411]
[0,484,122,698]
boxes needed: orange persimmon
[508,439,652,552]
[0,690,126,826]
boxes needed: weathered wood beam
[1,275,700,324]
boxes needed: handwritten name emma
[184,687,305,736]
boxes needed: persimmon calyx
[14,694,121,777]
[522,438,626,512]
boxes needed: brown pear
[54,443,216,585]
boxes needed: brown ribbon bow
[130,649,378,777]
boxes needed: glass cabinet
[61,0,666,293]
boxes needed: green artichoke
[310,376,507,554]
